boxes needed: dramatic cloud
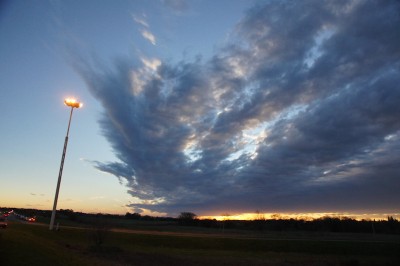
[133,13,157,45]
[141,29,156,45]
[132,14,149,28]
[78,0,400,216]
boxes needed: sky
[1,0,399,219]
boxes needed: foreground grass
[0,222,399,265]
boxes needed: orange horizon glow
[1,198,399,221]
[198,212,400,221]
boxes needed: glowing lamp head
[64,98,83,108]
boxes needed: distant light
[64,98,83,108]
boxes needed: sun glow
[199,212,400,221]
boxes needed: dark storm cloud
[78,0,400,216]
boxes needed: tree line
[174,213,400,234]
[2,207,399,234]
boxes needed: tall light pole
[49,98,83,230]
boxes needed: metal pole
[49,107,74,230]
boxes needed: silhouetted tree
[125,212,141,220]
[60,209,77,221]
[387,216,399,233]
[254,210,266,231]
[178,212,197,225]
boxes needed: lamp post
[49,98,82,230]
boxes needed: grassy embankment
[0,221,399,265]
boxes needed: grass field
[1,221,399,265]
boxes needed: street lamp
[49,98,83,230]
